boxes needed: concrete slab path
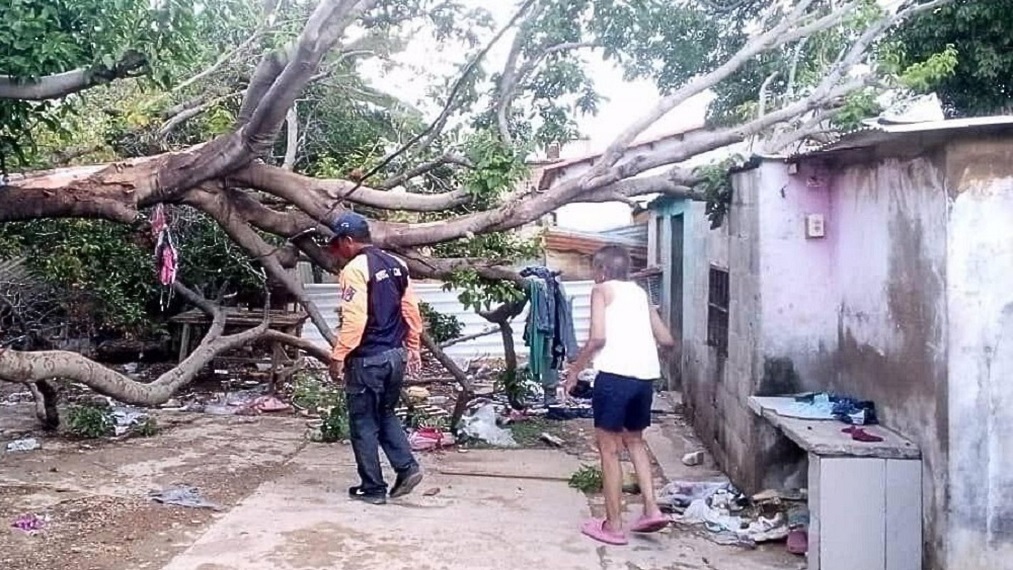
[162,441,797,570]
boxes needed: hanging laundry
[151,204,179,287]
[521,266,578,404]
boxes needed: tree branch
[231,161,472,212]
[0,51,147,101]
[186,186,335,345]
[377,153,473,190]
[0,281,270,405]
[283,103,299,170]
[243,0,377,156]
[588,0,835,176]
[496,40,597,147]
[159,91,246,139]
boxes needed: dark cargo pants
[344,347,418,496]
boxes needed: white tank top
[593,280,661,380]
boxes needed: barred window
[707,267,729,355]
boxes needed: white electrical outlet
[806,214,825,238]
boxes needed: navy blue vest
[352,247,409,358]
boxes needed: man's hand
[329,359,344,384]
[407,350,422,377]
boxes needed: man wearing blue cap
[327,211,425,505]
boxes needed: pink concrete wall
[756,161,837,376]
[752,155,949,569]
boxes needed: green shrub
[67,405,114,439]
[419,302,463,344]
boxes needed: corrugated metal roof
[599,224,648,245]
[790,115,1013,160]
[544,228,648,259]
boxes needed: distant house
[648,116,1013,570]
[541,224,648,281]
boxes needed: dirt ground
[0,395,800,570]
[0,404,308,570]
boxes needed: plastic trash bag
[149,486,220,510]
[5,437,40,452]
[460,404,518,447]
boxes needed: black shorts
[592,371,654,433]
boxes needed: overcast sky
[358,1,712,231]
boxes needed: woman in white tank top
[563,245,677,546]
[593,279,662,380]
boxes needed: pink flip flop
[630,513,671,533]
[581,518,628,545]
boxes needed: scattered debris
[238,395,291,415]
[787,529,808,555]
[540,432,565,447]
[1,391,34,406]
[406,386,430,403]
[185,389,264,415]
[409,427,454,451]
[459,404,518,447]
[665,480,805,550]
[149,486,220,510]
[5,437,40,452]
[11,513,48,534]
[545,403,593,421]
[658,480,731,513]
[423,487,441,497]
[682,451,705,466]
[111,407,149,436]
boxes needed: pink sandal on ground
[581,518,628,545]
[631,514,671,533]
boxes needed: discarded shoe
[787,529,808,554]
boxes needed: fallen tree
[0,0,953,421]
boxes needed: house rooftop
[544,225,648,260]
[788,115,1013,161]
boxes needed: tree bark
[0,51,147,100]
[0,286,270,406]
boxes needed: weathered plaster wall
[701,155,950,567]
[681,136,1013,570]
[678,173,770,490]
[827,154,950,569]
[945,140,1013,570]
[755,160,837,394]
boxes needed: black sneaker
[348,486,386,505]
[389,468,423,498]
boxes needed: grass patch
[568,464,604,493]
[133,417,159,437]
[508,417,566,448]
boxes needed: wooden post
[178,323,192,364]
